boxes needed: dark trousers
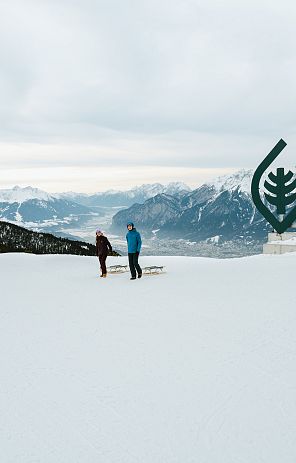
[98,253,107,275]
[128,252,142,278]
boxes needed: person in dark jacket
[126,222,142,280]
[96,229,112,278]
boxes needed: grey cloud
[0,0,296,171]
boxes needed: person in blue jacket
[126,221,142,280]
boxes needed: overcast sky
[0,0,296,192]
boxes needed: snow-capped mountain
[0,185,54,204]
[207,168,253,193]
[111,169,271,243]
[131,181,191,198]
[0,183,191,242]
[0,186,99,230]
[57,182,191,207]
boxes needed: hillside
[1,252,295,462]
[0,220,119,256]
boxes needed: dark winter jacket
[96,235,112,256]
[126,228,142,253]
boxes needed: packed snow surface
[1,253,296,463]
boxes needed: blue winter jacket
[126,228,142,253]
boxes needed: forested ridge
[0,221,119,256]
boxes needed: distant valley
[0,173,280,257]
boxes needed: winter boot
[102,274,107,278]
[130,277,136,280]
[138,273,142,279]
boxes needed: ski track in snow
[1,252,296,462]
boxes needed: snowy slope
[1,253,296,462]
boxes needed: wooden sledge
[142,265,166,275]
[107,264,129,273]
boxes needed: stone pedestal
[263,231,296,255]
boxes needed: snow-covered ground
[1,252,296,462]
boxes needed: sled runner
[107,264,129,273]
[107,264,166,275]
[142,266,166,275]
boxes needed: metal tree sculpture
[251,139,296,233]
[264,168,296,215]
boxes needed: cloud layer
[1,0,296,190]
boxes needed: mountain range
[0,183,190,224]
[2,171,289,246]
[111,169,274,243]
[56,182,191,207]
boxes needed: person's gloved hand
[136,251,140,256]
